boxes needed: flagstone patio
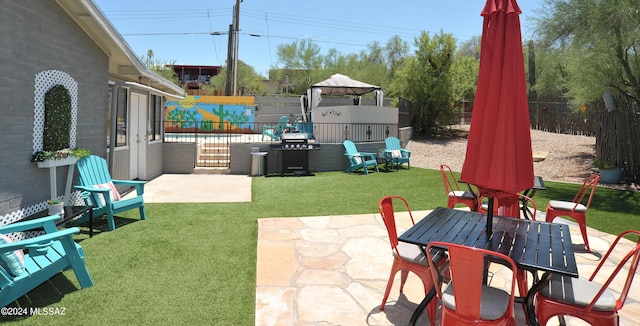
[256,210,640,325]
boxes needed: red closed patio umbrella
[460,0,534,235]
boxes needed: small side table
[18,206,94,237]
[377,152,399,172]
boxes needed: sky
[93,0,544,77]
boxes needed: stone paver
[256,210,640,325]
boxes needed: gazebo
[303,73,384,121]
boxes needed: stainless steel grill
[269,133,320,176]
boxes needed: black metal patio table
[398,207,578,326]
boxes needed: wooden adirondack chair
[0,215,93,307]
[343,140,379,174]
[384,137,411,169]
[262,115,289,141]
[74,155,146,231]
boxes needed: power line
[265,13,273,68]
[100,4,490,71]
[207,9,220,64]
[122,32,228,36]
[121,31,371,48]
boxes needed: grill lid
[281,133,308,142]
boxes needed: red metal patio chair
[545,174,600,252]
[479,193,537,322]
[426,241,518,326]
[378,196,443,325]
[440,164,477,211]
[535,230,640,325]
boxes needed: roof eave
[55,0,185,97]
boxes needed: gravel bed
[408,125,597,184]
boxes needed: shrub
[43,84,72,151]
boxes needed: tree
[139,49,180,85]
[534,0,640,105]
[527,46,568,98]
[457,35,481,60]
[385,36,410,74]
[208,60,267,95]
[353,42,390,89]
[390,31,457,136]
[534,0,640,181]
[275,40,324,91]
[450,54,479,107]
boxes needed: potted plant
[593,159,623,184]
[31,147,91,167]
[32,147,91,162]
[47,198,64,216]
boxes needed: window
[149,95,162,141]
[116,88,128,147]
[107,87,128,148]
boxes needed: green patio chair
[343,140,379,174]
[262,115,289,141]
[384,137,411,169]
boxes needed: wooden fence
[529,97,640,183]
[528,100,599,136]
[593,98,640,183]
[401,94,639,183]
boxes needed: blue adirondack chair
[290,117,302,132]
[262,116,289,141]
[0,215,93,307]
[343,140,379,174]
[74,155,146,231]
[384,137,411,170]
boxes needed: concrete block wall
[230,143,261,175]
[229,141,387,175]
[399,127,413,148]
[163,143,196,174]
[0,2,109,215]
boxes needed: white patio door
[129,93,147,179]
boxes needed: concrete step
[201,143,230,149]
[194,167,230,174]
[196,142,230,168]
[196,160,230,168]
[199,152,230,159]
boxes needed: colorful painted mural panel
[165,96,256,133]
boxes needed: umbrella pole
[487,198,494,237]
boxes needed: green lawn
[4,168,639,325]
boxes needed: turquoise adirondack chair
[384,137,411,169]
[0,215,93,307]
[290,117,302,132]
[343,140,379,174]
[262,116,289,141]
[74,155,146,231]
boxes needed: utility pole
[232,0,241,95]
[225,24,233,96]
